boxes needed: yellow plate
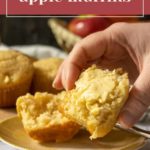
[0,117,147,150]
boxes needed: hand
[53,22,150,128]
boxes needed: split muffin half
[59,65,130,139]
[17,92,80,142]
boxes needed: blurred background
[0,15,150,51]
[0,16,71,48]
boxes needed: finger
[63,62,81,90]
[68,30,110,66]
[61,31,111,90]
[118,66,150,128]
[53,62,64,90]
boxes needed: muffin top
[0,50,33,88]
[33,57,63,79]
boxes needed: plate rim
[0,116,25,150]
[0,116,148,150]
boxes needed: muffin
[32,57,63,94]
[16,92,80,142]
[59,65,130,139]
[0,50,34,107]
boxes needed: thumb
[118,66,150,128]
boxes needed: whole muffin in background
[32,57,63,94]
[0,50,34,107]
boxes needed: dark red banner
[0,0,149,15]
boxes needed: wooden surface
[0,108,17,122]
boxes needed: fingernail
[65,70,70,91]
[119,110,134,128]
[62,68,68,91]
[64,80,69,91]
[64,67,71,91]
[64,83,68,91]
[52,81,56,88]
[52,80,63,90]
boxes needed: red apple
[68,17,112,37]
